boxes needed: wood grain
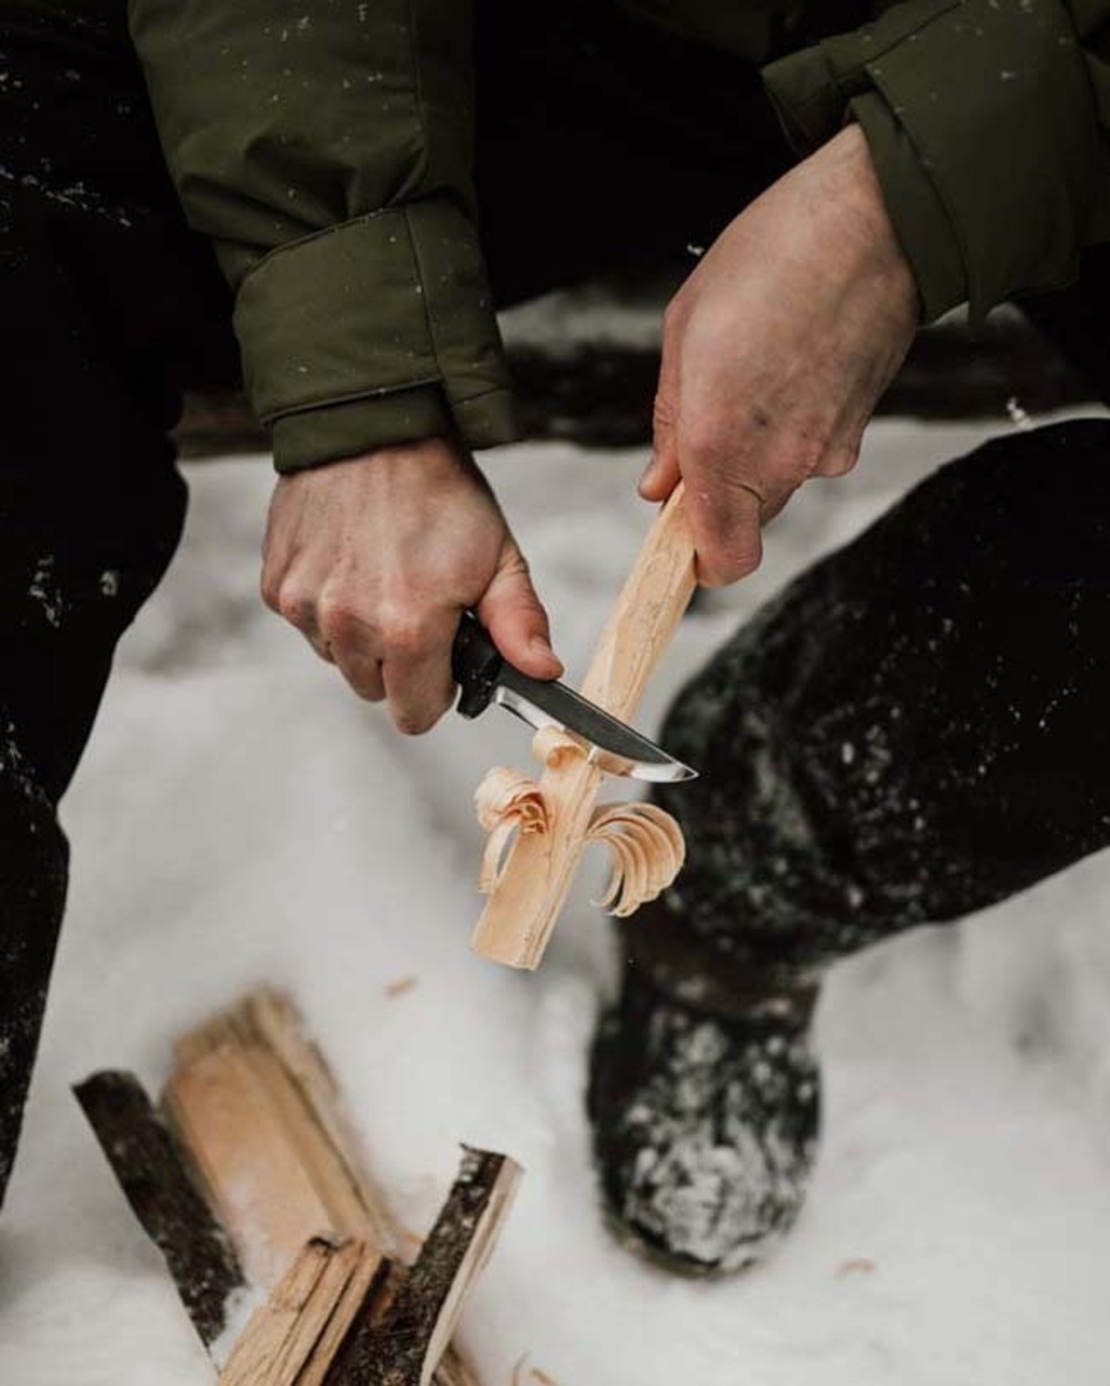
[472,485,696,969]
[164,989,490,1386]
[219,1238,372,1386]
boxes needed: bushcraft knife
[451,612,696,784]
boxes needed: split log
[219,1237,383,1386]
[162,989,398,1288]
[472,484,696,969]
[75,992,505,1385]
[164,989,492,1386]
[332,1148,521,1386]
[73,1070,244,1347]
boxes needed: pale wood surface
[163,991,400,1288]
[164,1043,341,1288]
[163,989,491,1386]
[174,989,399,1256]
[297,1247,385,1386]
[472,485,696,968]
[218,1237,383,1386]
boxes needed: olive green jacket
[128,0,1110,472]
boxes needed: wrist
[831,123,921,322]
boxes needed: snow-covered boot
[589,422,1110,1273]
[588,902,820,1273]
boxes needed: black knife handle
[452,611,504,719]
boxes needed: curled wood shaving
[587,801,686,917]
[475,764,685,918]
[474,768,549,892]
[531,726,587,770]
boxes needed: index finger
[381,609,460,735]
[687,480,764,587]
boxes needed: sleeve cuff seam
[260,376,442,426]
[401,203,445,386]
[452,383,513,408]
[238,207,401,288]
[864,64,981,317]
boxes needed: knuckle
[380,615,427,659]
[316,591,361,642]
[680,416,722,464]
[276,580,313,628]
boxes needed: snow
[3,417,1110,1384]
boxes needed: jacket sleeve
[763,0,1110,324]
[128,0,517,472]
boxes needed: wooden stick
[74,1070,245,1348]
[472,484,696,969]
[219,1237,376,1386]
[332,1147,521,1386]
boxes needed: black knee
[0,735,69,1209]
[862,419,1110,591]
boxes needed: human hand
[642,122,919,585]
[261,437,561,733]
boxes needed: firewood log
[74,1070,244,1347]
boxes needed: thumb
[477,544,563,680]
[642,348,682,501]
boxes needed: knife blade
[451,612,696,783]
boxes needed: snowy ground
[3,416,1110,1384]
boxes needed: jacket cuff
[270,383,519,473]
[232,198,520,470]
[850,92,965,323]
[271,385,449,474]
[764,0,1100,322]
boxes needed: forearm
[763,0,1110,322]
[129,0,517,469]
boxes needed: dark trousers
[1,0,1108,1206]
[647,421,1110,1012]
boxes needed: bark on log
[333,1147,521,1386]
[73,1070,245,1347]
